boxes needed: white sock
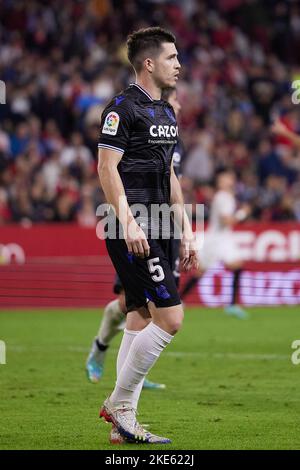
[116,329,139,376]
[116,329,144,410]
[98,299,125,346]
[110,322,173,408]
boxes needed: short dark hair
[127,27,176,72]
[214,167,236,187]
[215,167,235,177]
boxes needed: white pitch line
[7,345,289,361]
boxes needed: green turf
[0,307,300,450]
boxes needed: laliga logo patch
[102,112,120,136]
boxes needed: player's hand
[242,203,252,218]
[235,203,252,222]
[180,235,199,272]
[125,220,150,258]
[270,119,288,137]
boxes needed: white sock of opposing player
[97,299,125,346]
[116,328,144,410]
[110,322,173,408]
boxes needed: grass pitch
[0,307,300,450]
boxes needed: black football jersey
[98,83,179,237]
[98,83,178,204]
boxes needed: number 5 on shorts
[147,257,165,282]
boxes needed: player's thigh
[221,237,241,266]
[148,301,184,335]
[200,234,221,270]
[126,307,151,331]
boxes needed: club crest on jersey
[102,112,120,136]
[172,151,181,164]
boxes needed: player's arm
[98,148,150,258]
[271,119,300,148]
[220,205,251,227]
[170,159,198,271]
[220,215,235,227]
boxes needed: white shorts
[199,231,241,270]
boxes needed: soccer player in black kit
[86,88,183,400]
[98,27,198,444]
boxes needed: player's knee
[168,321,182,335]
[165,310,184,335]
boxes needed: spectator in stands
[0,0,300,226]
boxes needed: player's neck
[135,76,161,100]
[219,188,233,194]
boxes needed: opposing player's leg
[86,279,127,383]
[179,267,202,300]
[180,232,217,301]
[224,261,248,319]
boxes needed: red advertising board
[0,223,299,307]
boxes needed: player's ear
[144,57,154,73]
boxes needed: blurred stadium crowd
[1,0,300,226]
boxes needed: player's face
[219,173,236,191]
[167,90,181,117]
[153,42,181,88]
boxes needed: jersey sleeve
[98,99,134,155]
[172,140,185,178]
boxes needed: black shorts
[113,273,124,295]
[113,238,181,293]
[107,238,181,312]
